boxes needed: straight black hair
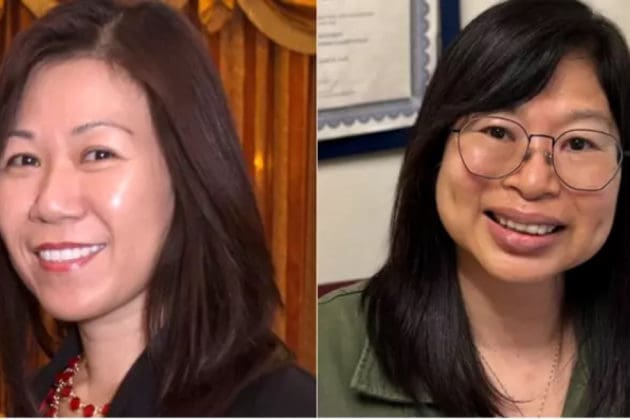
[0,0,285,415]
[364,0,630,415]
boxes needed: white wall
[317,150,404,284]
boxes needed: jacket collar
[350,338,432,404]
[32,327,158,416]
[349,338,589,415]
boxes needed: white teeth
[38,245,103,262]
[497,216,557,236]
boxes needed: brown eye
[558,136,599,153]
[84,149,116,161]
[474,122,517,141]
[6,154,40,167]
[483,126,508,139]
[567,137,591,151]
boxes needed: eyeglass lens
[457,116,620,190]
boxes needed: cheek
[85,159,173,212]
[84,171,135,216]
[0,180,37,246]
[436,140,485,234]
[0,182,41,292]
[574,186,619,249]
[85,162,174,236]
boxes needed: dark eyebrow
[497,107,616,132]
[6,121,134,141]
[6,129,34,140]
[564,109,616,130]
[71,120,134,136]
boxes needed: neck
[75,293,147,400]
[458,251,565,352]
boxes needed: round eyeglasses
[452,115,629,191]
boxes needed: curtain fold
[199,0,315,54]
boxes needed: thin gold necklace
[478,327,563,417]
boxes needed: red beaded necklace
[42,355,112,417]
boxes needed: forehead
[535,54,605,101]
[512,54,614,129]
[15,57,149,128]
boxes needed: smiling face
[435,54,621,283]
[0,57,175,322]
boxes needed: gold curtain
[198,0,315,54]
[0,0,315,411]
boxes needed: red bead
[83,404,96,417]
[68,355,81,367]
[61,385,72,397]
[44,406,56,417]
[60,370,74,382]
[70,397,81,411]
[55,368,75,386]
[102,403,111,416]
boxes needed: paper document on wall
[317,0,438,140]
[318,1,411,109]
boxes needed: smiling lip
[34,242,105,273]
[487,207,565,226]
[485,209,565,255]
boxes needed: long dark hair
[363,0,630,416]
[0,0,284,415]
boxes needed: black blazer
[33,332,315,417]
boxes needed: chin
[481,257,564,284]
[43,307,93,323]
[37,294,102,323]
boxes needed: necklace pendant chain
[479,326,564,417]
[43,355,112,417]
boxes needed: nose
[28,162,86,224]
[501,135,562,200]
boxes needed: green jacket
[318,282,589,417]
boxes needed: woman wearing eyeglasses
[319,0,630,416]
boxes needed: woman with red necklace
[0,0,314,416]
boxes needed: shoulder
[319,280,366,325]
[226,364,315,417]
[318,281,370,416]
[319,281,367,355]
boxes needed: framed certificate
[317,0,438,141]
